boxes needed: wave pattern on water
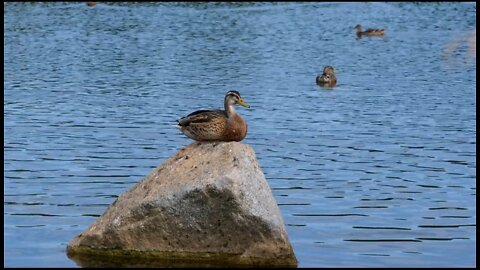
[4,2,476,268]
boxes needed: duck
[86,2,96,7]
[316,65,337,87]
[354,24,385,38]
[176,91,250,142]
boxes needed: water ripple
[4,2,476,268]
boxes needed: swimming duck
[86,2,96,7]
[176,91,250,142]
[354,24,385,37]
[316,65,337,87]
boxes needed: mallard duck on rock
[177,91,250,142]
[316,65,337,87]
[354,24,385,38]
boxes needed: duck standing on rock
[177,91,250,142]
[354,24,385,38]
[316,65,337,87]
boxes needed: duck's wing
[365,28,384,33]
[177,109,226,127]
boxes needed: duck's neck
[224,101,236,118]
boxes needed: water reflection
[443,29,477,67]
[68,252,296,268]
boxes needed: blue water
[4,2,476,267]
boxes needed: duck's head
[323,65,336,74]
[225,90,250,108]
[354,24,362,30]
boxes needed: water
[4,2,476,267]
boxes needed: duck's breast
[224,114,248,141]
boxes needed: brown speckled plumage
[316,65,337,87]
[354,24,385,38]
[177,91,249,142]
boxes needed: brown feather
[176,93,249,142]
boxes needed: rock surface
[67,142,297,267]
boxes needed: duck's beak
[238,99,250,108]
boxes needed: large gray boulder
[67,142,297,267]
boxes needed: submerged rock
[67,142,297,267]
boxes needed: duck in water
[316,65,337,87]
[354,24,385,38]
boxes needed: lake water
[4,2,476,267]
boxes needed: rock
[66,142,297,267]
